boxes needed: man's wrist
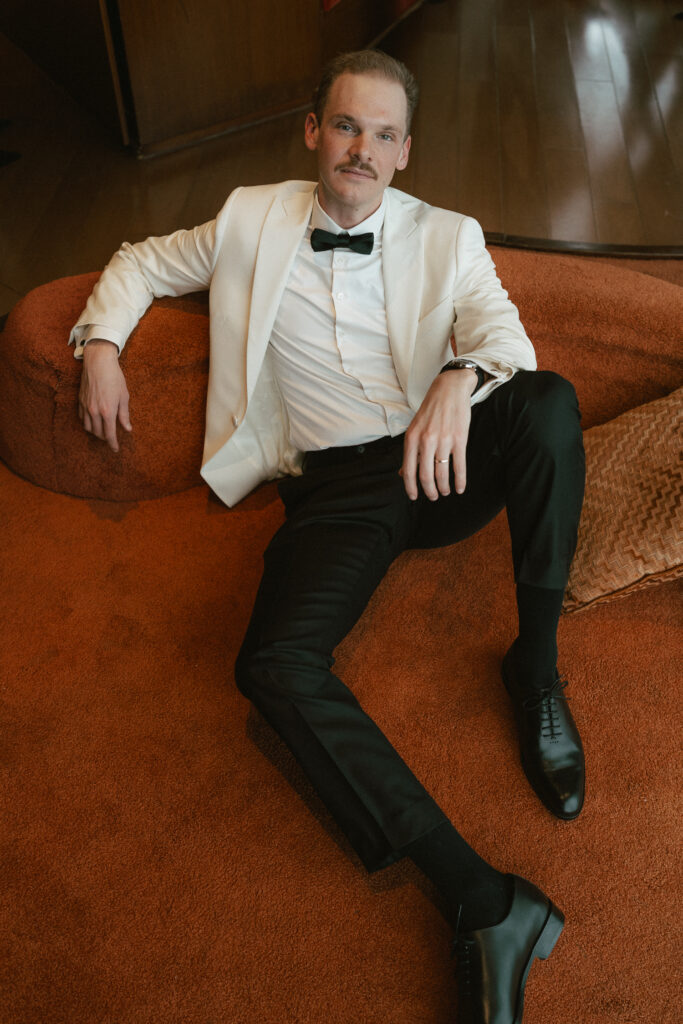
[83,338,119,358]
[440,358,486,393]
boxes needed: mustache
[336,160,377,179]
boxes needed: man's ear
[397,135,411,171]
[304,113,319,152]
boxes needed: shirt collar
[310,191,386,241]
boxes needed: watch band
[440,358,486,393]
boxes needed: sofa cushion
[564,387,683,613]
[0,275,209,501]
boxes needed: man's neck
[316,190,385,230]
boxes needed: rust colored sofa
[0,251,681,1024]
[1,250,680,503]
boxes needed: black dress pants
[234,371,585,872]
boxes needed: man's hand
[79,340,131,452]
[401,368,477,501]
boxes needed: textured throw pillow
[563,387,683,613]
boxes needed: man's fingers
[88,410,104,440]
[418,439,440,501]
[433,454,452,497]
[118,393,132,432]
[84,401,119,450]
[404,437,462,501]
[102,411,119,452]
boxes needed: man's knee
[511,370,581,446]
[234,645,278,701]
[234,642,328,702]
[513,369,577,404]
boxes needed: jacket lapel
[383,189,424,399]
[246,184,315,398]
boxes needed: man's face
[304,72,411,227]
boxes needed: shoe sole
[514,901,565,1024]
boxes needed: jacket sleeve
[68,188,242,357]
[450,216,536,402]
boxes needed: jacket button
[232,414,240,427]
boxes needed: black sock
[514,582,565,693]
[405,821,512,932]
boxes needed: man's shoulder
[213,180,315,234]
[386,187,476,233]
[226,180,316,209]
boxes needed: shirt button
[337,292,344,300]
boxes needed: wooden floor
[391,0,683,248]
[1,0,682,317]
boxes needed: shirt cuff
[70,324,124,360]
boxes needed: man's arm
[71,220,218,451]
[401,215,535,500]
[70,215,221,359]
[70,189,243,450]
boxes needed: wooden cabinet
[106,0,322,155]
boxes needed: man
[71,50,585,1024]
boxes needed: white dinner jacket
[71,180,536,506]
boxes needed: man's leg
[235,437,509,929]
[390,370,581,1020]
[414,370,586,819]
[235,424,570,1024]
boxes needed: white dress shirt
[269,194,414,451]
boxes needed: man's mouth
[337,164,376,180]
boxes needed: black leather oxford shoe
[501,645,585,820]
[453,874,565,1024]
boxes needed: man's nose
[349,132,372,162]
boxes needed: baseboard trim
[484,233,683,259]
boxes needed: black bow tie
[310,228,374,255]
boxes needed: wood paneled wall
[0,0,423,157]
[113,0,322,154]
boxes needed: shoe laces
[450,906,475,998]
[522,676,569,740]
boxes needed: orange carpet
[1,254,681,1023]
